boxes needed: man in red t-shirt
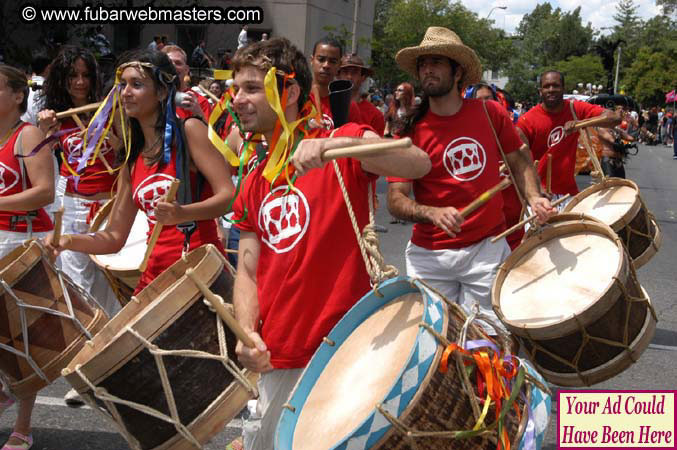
[387,27,554,327]
[338,54,385,136]
[308,37,362,128]
[517,71,620,202]
[228,37,430,450]
[161,45,211,120]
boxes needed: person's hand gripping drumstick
[235,329,273,373]
[42,207,68,260]
[139,179,181,273]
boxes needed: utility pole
[351,0,360,54]
[614,45,622,94]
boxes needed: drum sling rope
[70,306,258,450]
[518,270,655,385]
[620,197,660,253]
[331,160,398,293]
[0,242,100,383]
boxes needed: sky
[461,0,663,34]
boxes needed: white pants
[0,230,49,259]
[57,177,120,317]
[243,368,303,450]
[405,236,511,332]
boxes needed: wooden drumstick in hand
[460,178,511,218]
[52,207,64,245]
[321,138,412,161]
[546,154,552,196]
[55,102,102,120]
[139,179,181,272]
[490,194,571,243]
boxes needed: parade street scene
[0,0,675,449]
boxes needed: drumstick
[139,179,181,273]
[579,128,605,180]
[53,207,64,245]
[460,178,511,218]
[546,154,552,196]
[490,194,571,243]
[184,268,256,348]
[572,115,610,131]
[55,102,102,120]
[197,84,220,103]
[321,137,412,161]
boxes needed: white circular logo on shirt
[258,185,310,254]
[548,126,565,148]
[443,137,486,181]
[132,174,175,223]
[321,113,334,130]
[64,132,114,159]
[0,162,19,194]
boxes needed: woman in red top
[46,50,233,294]
[0,65,54,450]
[37,46,120,318]
[384,82,414,137]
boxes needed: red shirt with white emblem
[130,147,225,294]
[517,100,604,195]
[356,99,385,136]
[176,90,211,121]
[388,99,522,249]
[310,93,363,129]
[0,124,53,232]
[232,123,377,368]
[58,118,118,195]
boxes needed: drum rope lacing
[619,197,660,255]
[520,268,655,385]
[332,160,398,293]
[0,241,100,384]
[70,299,258,450]
[369,278,548,450]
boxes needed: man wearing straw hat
[227,37,431,450]
[387,26,554,328]
[338,53,385,136]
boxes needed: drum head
[564,179,639,228]
[93,211,148,271]
[494,221,624,338]
[277,277,446,450]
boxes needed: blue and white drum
[276,276,552,450]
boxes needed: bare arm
[565,109,622,134]
[504,148,554,221]
[292,130,431,179]
[0,126,54,211]
[234,231,272,373]
[46,165,137,254]
[154,118,235,225]
[387,181,463,237]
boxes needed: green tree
[657,0,677,15]
[624,47,675,106]
[554,54,606,93]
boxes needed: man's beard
[422,78,453,98]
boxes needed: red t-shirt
[58,118,118,195]
[232,123,377,368]
[0,124,53,232]
[518,100,604,195]
[176,90,211,120]
[311,93,363,129]
[130,147,225,293]
[356,99,385,136]
[388,99,521,249]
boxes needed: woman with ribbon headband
[36,46,121,320]
[0,64,54,450]
[44,49,233,296]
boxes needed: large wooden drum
[89,197,149,305]
[492,220,656,386]
[563,178,661,268]
[277,277,552,450]
[0,240,107,398]
[63,244,257,450]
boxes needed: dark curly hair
[43,46,101,112]
[115,49,179,167]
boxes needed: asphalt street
[1,142,676,449]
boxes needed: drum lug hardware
[130,296,140,304]
[282,403,296,413]
[322,337,335,346]
[86,340,94,347]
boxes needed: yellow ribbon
[213,69,232,80]
[207,91,241,166]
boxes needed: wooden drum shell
[64,244,256,450]
[492,220,656,386]
[0,241,107,398]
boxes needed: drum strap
[571,101,605,178]
[13,126,35,237]
[175,117,204,252]
[481,101,527,209]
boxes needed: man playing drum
[386,27,554,328]
[517,71,621,205]
[228,37,431,450]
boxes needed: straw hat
[395,26,482,87]
[339,54,374,77]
